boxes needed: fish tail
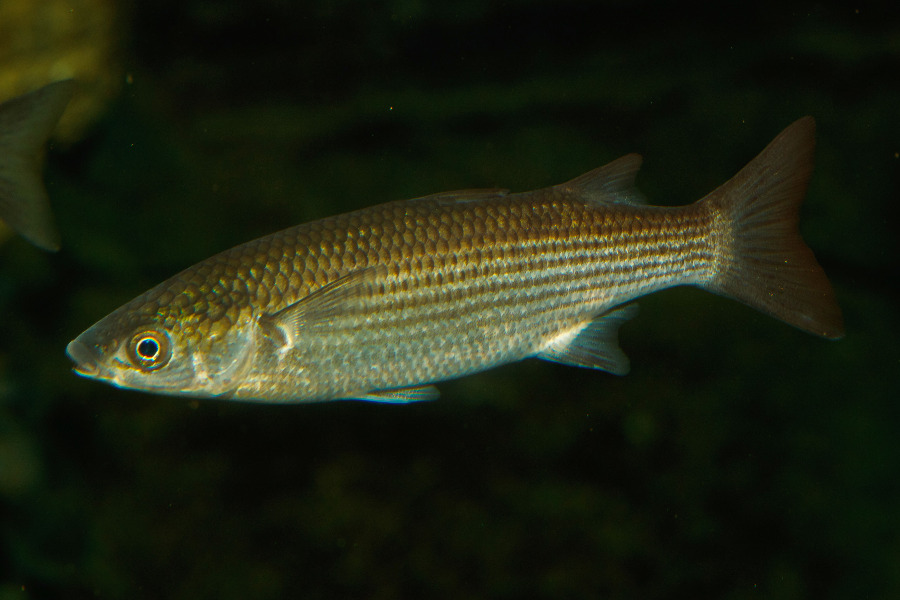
[0,80,77,251]
[699,116,844,339]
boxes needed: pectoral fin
[262,267,382,341]
[537,304,638,375]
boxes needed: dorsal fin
[412,188,510,204]
[559,154,646,206]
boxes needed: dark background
[1,1,898,598]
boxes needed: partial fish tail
[0,79,77,251]
[699,116,844,339]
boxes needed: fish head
[66,279,257,398]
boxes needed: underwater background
[1,1,898,598]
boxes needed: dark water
[1,1,898,598]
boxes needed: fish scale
[66,117,844,402]
[212,194,715,401]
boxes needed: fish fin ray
[537,304,638,375]
[700,116,844,339]
[560,153,646,206]
[0,79,76,251]
[344,385,440,403]
[265,267,383,338]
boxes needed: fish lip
[66,338,101,378]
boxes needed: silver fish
[66,117,843,403]
[0,80,76,251]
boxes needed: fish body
[66,117,843,403]
[0,80,76,251]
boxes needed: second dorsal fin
[559,154,646,206]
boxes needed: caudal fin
[701,117,844,339]
[0,79,76,251]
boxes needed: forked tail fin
[0,80,76,251]
[700,117,844,339]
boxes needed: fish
[66,116,843,403]
[0,79,77,251]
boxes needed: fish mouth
[66,338,101,378]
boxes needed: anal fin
[537,304,638,375]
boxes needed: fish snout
[66,338,101,377]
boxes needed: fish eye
[128,330,171,370]
[137,337,159,360]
